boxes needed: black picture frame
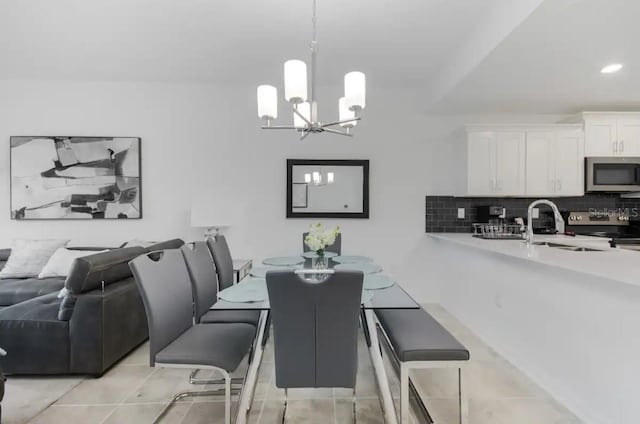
[286,159,370,219]
[9,136,142,220]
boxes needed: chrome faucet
[526,199,566,247]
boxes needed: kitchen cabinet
[466,130,526,196]
[526,130,584,196]
[466,124,583,197]
[583,113,640,156]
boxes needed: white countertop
[427,233,640,288]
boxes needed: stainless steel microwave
[585,157,640,192]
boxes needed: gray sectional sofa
[0,238,184,376]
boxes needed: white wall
[0,79,566,301]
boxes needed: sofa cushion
[65,246,148,294]
[0,292,70,374]
[0,277,65,306]
[39,248,109,279]
[0,239,69,279]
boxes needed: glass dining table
[211,255,421,424]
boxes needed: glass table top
[213,254,419,311]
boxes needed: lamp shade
[344,71,366,111]
[327,172,334,184]
[293,102,311,128]
[257,85,278,120]
[284,60,308,104]
[190,197,233,229]
[338,96,357,128]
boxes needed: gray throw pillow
[0,239,69,279]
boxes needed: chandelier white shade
[257,85,278,120]
[344,71,366,111]
[284,60,308,104]
[293,102,311,128]
[339,97,356,128]
[257,0,364,140]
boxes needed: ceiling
[0,0,638,114]
[434,0,640,114]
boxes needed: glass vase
[312,252,329,270]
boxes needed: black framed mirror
[286,159,369,219]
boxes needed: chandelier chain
[311,0,317,43]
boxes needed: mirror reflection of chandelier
[304,170,334,186]
[256,0,365,140]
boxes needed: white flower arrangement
[304,223,340,255]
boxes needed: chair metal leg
[152,388,229,424]
[352,388,357,424]
[458,368,469,424]
[281,388,288,424]
[225,375,231,424]
[189,369,244,386]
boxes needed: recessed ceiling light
[601,63,623,74]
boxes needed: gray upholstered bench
[375,307,469,424]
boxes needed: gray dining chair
[180,242,261,387]
[129,249,255,424]
[302,232,342,255]
[206,235,236,290]
[266,269,363,423]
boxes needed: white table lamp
[190,198,233,238]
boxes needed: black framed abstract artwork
[10,136,142,220]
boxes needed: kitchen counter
[424,232,640,424]
[427,233,639,289]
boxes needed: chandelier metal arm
[261,125,299,130]
[300,131,311,141]
[323,128,353,137]
[320,117,361,128]
[293,106,313,127]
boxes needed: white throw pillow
[0,239,69,279]
[38,248,109,279]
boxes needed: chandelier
[256,0,366,140]
[305,170,334,186]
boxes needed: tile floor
[3,304,583,424]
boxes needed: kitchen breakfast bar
[423,233,640,424]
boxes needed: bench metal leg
[458,368,469,424]
[400,363,410,424]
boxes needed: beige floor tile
[465,359,546,400]
[335,398,384,424]
[27,405,114,424]
[3,376,84,424]
[56,365,154,405]
[124,368,199,404]
[279,399,335,424]
[472,398,583,424]
[117,341,150,366]
[180,401,228,424]
[102,402,191,424]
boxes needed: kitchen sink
[531,241,605,252]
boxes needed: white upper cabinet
[466,129,525,196]
[466,125,583,197]
[525,132,555,196]
[525,129,584,197]
[552,130,584,196]
[583,113,640,156]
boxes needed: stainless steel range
[566,210,640,250]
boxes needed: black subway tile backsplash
[425,194,640,233]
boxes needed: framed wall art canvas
[10,136,142,220]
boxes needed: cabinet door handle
[620,140,625,153]
[613,141,618,153]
